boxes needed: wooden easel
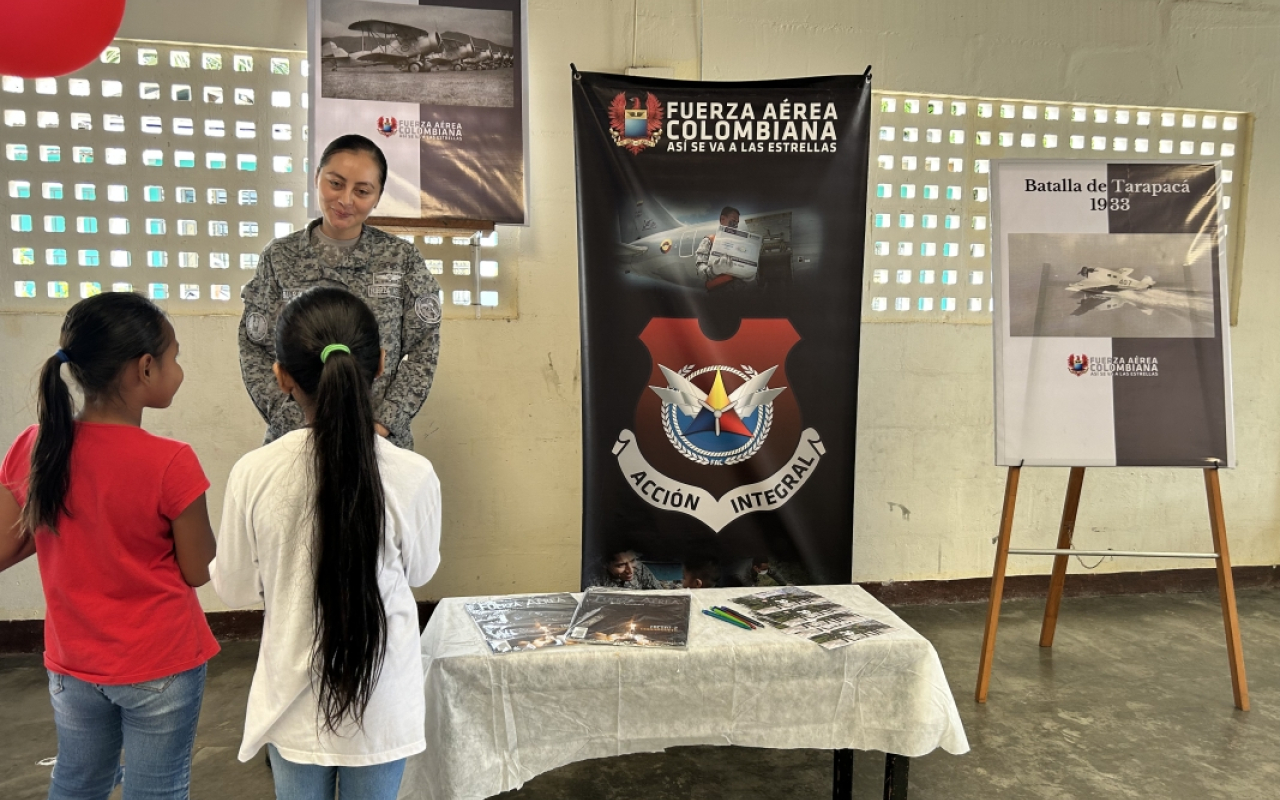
[975,466,1249,711]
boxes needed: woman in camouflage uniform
[238,135,442,450]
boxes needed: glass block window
[865,91,1251,323]
[0,37,512,318]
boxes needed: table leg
[832,749,854,800]
[883,753,909,800]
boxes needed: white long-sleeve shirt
[212,429,441,766]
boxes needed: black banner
[573,69,871,589]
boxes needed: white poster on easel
[991,161,1234,467]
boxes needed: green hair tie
[320,343,351,364]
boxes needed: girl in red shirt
[0,292,219,800]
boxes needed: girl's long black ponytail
[274,286,387,733]
[22,293,168,535]
[22,355,76,535]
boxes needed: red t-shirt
[1,423,220,684]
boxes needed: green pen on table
[714,606,762,629]
[702,608,752,630]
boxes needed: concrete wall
[1,0,1278,619]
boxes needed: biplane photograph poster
[572,70,871,589]
[309,0,528,223]
[991,160,1235,467]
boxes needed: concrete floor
[0,587,1275,799]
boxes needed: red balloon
[0,0,127,78]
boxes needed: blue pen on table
[702,608,752,630]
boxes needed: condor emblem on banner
[613,318,825,532]
[608,92,663,154]
[376,116,398,137]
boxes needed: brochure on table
[463,593,579,653]
[566,590,692,648]
[730,586,893,649]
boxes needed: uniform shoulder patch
[246,311,270,344]
[415,294,443,325]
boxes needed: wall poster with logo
[991,160,1234,467]
[572,69,871,589]
[309,0,528,223]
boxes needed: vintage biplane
[333,20,444,72]
[443,32,499,70]
[319,40,350,65]
[325,20,512,72]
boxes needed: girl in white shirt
[213,286,441,800]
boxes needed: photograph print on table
[731,586,893,650]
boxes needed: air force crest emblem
[376,116,398,137]
[608,92,663,154]
[1068,353,1089,376]
[652,364,783,466]
[614,318,825,532]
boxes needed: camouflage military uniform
[585,561,668,590]
[238,220,442,450]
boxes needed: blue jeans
[267,744,406,800]
[46,663,206,800]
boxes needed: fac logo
[608,91,663,154]
[1067,353,1089,376]
[651,364,784,466]
[376,116,398,137]
[613,318,826,533]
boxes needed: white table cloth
[399,585,968,800]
